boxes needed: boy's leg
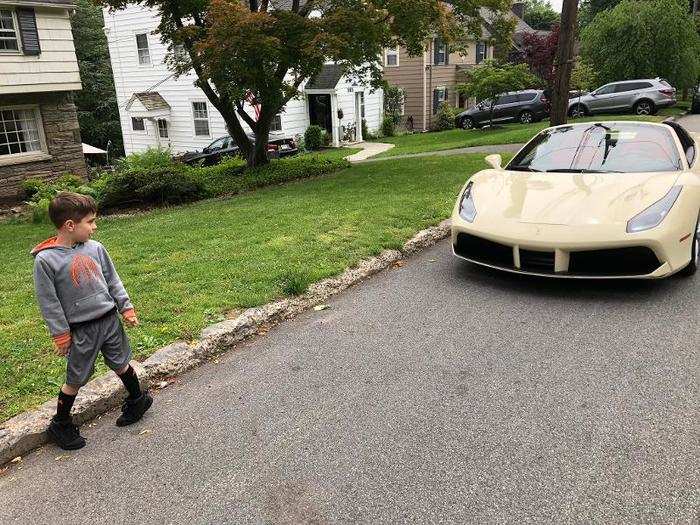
[101,312,152,426]
[48,384,86,450]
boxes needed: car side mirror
[203,147,210,153]
[485,154,503,170]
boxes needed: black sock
[118,365,142,399]
[56,390,76,422]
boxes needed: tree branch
[250,0,259,12]
[235,100,258,130]
[260,0,269,11]
[292,0,300,12]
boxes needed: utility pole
[549,0,579,126]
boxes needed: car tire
[519,110,534,124]
[678,214,699,277]
[461,116,476,130]
[633,99,655,116]
[569,104,586,118]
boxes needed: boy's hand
[52,333,71,356]
[122,308,139,327]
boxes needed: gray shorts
[66,309,132,386]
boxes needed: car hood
[470,169,681,226]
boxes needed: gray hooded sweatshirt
[32,237,133,338]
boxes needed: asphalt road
[1,241,698,523]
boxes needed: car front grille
[454,233,514,268]
[519,249,555,273]
[568,247,661,276]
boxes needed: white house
[0,0,86,203]
[103,5,384,156]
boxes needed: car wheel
[519,110,534,124]
[633,100,654,116]
[461,116,475,130]
[678,214,699,277]
[569,104,586,118]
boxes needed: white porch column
[330,92,340,147]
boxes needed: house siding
[0,5,81,94]
[104,5,382,155]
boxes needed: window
[157,119,168,138]
[433,87,447,114]
[517,92,536,102]
[595,84,615,95]
[136,33,151,65]
[497,94,519,105]
[207,136,228,151]
[0,9,19,51]
[0,107,44,158]
[476,41,487,64]
[385,47,399,67]
[131,117,145,132]
[270,113,282,132]
[433,38,447,65]
[192,102,210,136]
[616,82,652,92]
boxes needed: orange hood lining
[30,237,60,256]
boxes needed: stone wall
[0,91,87,204]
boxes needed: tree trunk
[249,122,270,167]
[550,0,579,126]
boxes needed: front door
[308,94,332,135]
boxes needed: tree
[578,0,620,29]
[384,85,405,125]
[520,24,559,86]
[457,60,540,127]
[523,0,560,30]
[103,0,511,168]
[580,0,700,91]
[569,60,598,92]
[549,0,578,125]
[71,0,124,157]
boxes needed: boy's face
[62,213,97,243]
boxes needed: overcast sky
[547,0,563,12]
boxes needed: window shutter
[433,90,439,114]
[433,39,439,65]
[17,8,40,56]
[444,89,448,105]
[444,44,449,65]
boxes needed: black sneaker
[47,417,86,450]
[116,390,153,427]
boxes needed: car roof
[546,120,670,131]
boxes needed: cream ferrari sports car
[451,121,700,278]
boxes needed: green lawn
[374,111,684,159]
[0,152,509,422]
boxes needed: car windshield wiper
[544,168,624,173]
[508,165,542,172]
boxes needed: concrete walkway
[353,142,526,164]
[676,113,700,136]
[343,142,394,162]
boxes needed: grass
[0,152,508,422]
[373,111,686,159]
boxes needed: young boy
[32,192,152,450]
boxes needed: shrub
[381,115,395,137]
[304,125,325,151]
[432,103,459,131]
[279,269,311,296]
[115,148,174,173]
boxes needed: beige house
[0,0,85,203]
[383,3,538,131]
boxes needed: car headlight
[626,186,682,233]
[459,181,477,222]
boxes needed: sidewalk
[352,142,526,164]
[344,142,394,162]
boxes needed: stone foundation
[0,91,87,204]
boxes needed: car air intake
[568,247,661,276]
[454,233,514,268]
[519,249,555,273]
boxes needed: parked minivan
[568,78,676,117]
[691,84,700,114]
[456,90,548,129]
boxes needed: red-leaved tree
[520,24,559,87]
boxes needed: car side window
[208,137,226,151]
[666,122,696,166]
[498,95,519,105]
[613,84,633,93]
[517,93,535,102]
[596,85,615,95]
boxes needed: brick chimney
[511,1,525,19]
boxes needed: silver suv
[568,78,676,118]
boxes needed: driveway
[1,241,697,523]
[677,113,700,135]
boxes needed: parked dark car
[455,90,548,129]
[179,133,298,166]
[691,84,700,114]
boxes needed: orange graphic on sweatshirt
[70,254,101,287]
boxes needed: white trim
[190,99,211,138]
[304,88,336,94]
[0,1,76,7]
[0,82,83,95]
[0,104,49,164]
[384,47,399,67]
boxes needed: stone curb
[0,219,451,466]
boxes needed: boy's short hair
[49,192,98,229]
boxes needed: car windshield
[506,124,683,173]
